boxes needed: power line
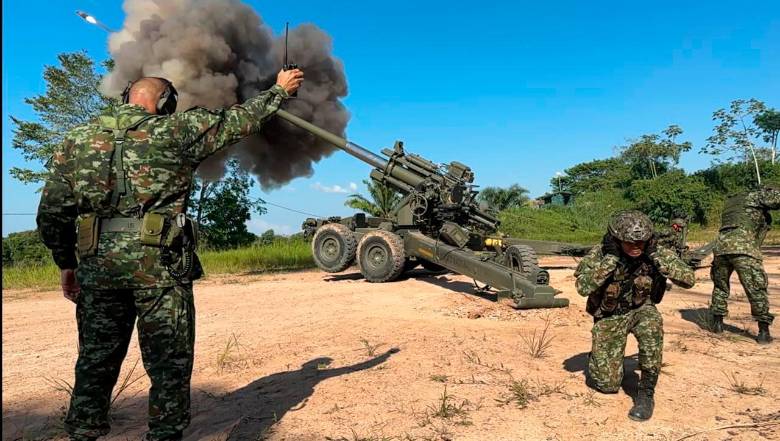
[2,200,322,218]
[262,201,322,218]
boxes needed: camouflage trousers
[588,303,663,393]
[65,284,195,440]
[710,255,774,324]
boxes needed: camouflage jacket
[714,188,780,259]
[37,85,289,289]
[656,227,687,257]
[575,245,695,316]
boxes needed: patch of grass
[724,371,767,396]
[461,350,513,376]
[499,379,534,408]
[428,386,469,419]
[690,307,718,332]
[521,315,555,359]
[429,374,448,383]
[359,338,382,357]
[325,429,396,441]
[581,390,603,407]
[3,239,315,291]
[216,333,250,373]
[198,239,314,275]
[2,262,61,290]
[534,378,568,397]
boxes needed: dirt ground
[3,250,780,441]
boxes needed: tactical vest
[719,192,752,231]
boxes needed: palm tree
[345,179,402,217]
[477,184,530,212]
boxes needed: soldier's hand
[60,269,81,303]
[276,68,304,96]
[601,234,621,258]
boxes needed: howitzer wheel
[312,223,357,273]
[357,230,406,282]
[504,245,540,279]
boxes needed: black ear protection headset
[121,77,178,115]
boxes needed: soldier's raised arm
[649,245,695,289]
[574,243,619,297]
[36,138,78,270]
[171,68,303,164]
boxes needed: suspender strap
[107,115,156,210]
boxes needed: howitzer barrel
[276,109,387,169]
[276,109,426,188]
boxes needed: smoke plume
[101,0,349,189]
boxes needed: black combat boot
[628,370,658,421]
[757,322,772,345]
[711,314,724,334]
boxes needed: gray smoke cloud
[101,0,349,188]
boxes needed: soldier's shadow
[679,308,754,338]
[562,352,640,397]
[189,348,399,440]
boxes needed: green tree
[197,159,267,249]
[702,99,767,185]
[2,230,51,266]
[554,158,632,195]
[344,179,401,217]
[477,184,530,211]
[619,125,691,179]
[754,108,780,165]
[258,229,276,246]
[10,51,117,184]
[627,171,715,224]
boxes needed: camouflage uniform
[710,187,780,325]
[575,244,695,392]
[656,217,688,258]
[37,84,289,440]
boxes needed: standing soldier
[657,215,689,258]
[575,211,695,421]
[36,69,304,441]
[709,185,780,344]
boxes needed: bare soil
[3,250,780,441]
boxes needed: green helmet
[608,210,654,243]
[670,218,687,227]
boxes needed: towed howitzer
[276,109,569,309]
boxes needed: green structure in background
[274,109,587,309]
[538,191,575,207]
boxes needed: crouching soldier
[575,211,695,421]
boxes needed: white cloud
[349,182,358,191]
[247,218,295,236]
[311,182,349,194]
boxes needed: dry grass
[521,315,555,358]
[724,371,767,396]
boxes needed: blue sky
[3,0,779,236]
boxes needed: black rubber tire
[357,230,406,282]
[504,244,540,279]
[419,259,448,274]
[311,223,357,273]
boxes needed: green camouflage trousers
[710,255,774,324]
[588,303,663,393]
[65,284,195,440]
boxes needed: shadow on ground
[3,350,398,441]
[188,348,399,440]
[678,307,755,338]
[563,351,640,398]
